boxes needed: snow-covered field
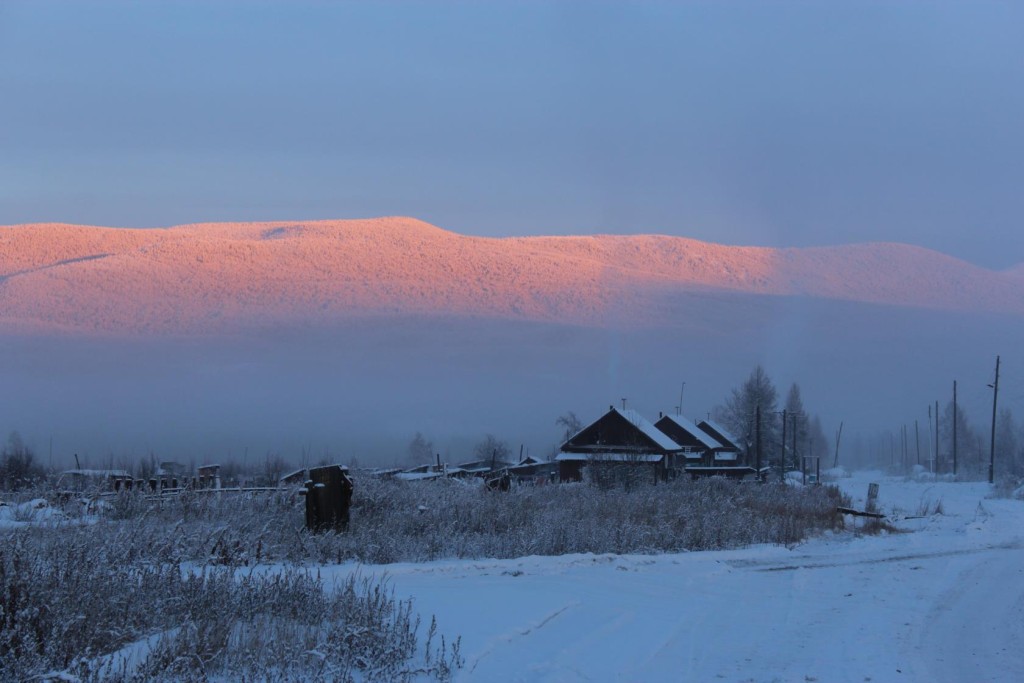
[320,472,1024,682]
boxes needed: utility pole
[989,355,1000,484]
[780,409,787,482]
[833,421,843,469]
[755,404,762,481]
[935,400,940,474]
[804,435,811,485]
[915,420,920,467]
[904,425,909,471]
[678,382,686,416]
[791,412,798,479]
[927,404,933,473]
[953,380,958,477]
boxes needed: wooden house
[557,406,684,483]
[653,412,727,467]
[667,418,756,478]
[697,419,744,465]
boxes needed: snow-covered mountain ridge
[2,217,1021,335]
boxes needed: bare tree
[264,453,290,485]
[556,412,583,444]
[1,432,45,491]
[714,365,779,455]
[995,409,1023,476]
[406,432,434,467]
[473,434,512,464]
[941,401,980,477]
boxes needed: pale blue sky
[2,1,1022,268]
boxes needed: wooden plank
[837,506,886,519]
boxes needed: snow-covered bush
[75,477,847,566]
[0,523,461,681]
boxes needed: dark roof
[697,419,742,452]
[654,414,722,450]
[562,407,683,455]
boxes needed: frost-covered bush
[0,524,461,682]
[86,477,845,566]
[319,476,846,563]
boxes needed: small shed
[57,469,133,494]
[453,458,515,478]
[279,468,308,487]
[196,464,221,490]
[506,457,558,485]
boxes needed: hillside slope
[2,217,1021,335]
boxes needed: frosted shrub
[0,524,461,682]
[302,476,847,563]
[78,477,845,565]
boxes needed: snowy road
[919,544,1024,683]
[322,473,1024,682]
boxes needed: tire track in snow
[918,547,1024,683]
[467,602,578,674]
[725,541,1022,573]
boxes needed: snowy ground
[318,472,1024,683]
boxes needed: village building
[653,413,724,467]
[697,419,744,464]
[394,463,466,481]
[56,468,134,494]
[675,418,759,479]
[557,406,684,483]
[453,458,516,478]
[506,455,558,484]
[196,464,222,490]
[279,468,308,487]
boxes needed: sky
[2,1,1023,269]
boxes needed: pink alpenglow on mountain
[1,217,1021,336]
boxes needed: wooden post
[866,482,879,514]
